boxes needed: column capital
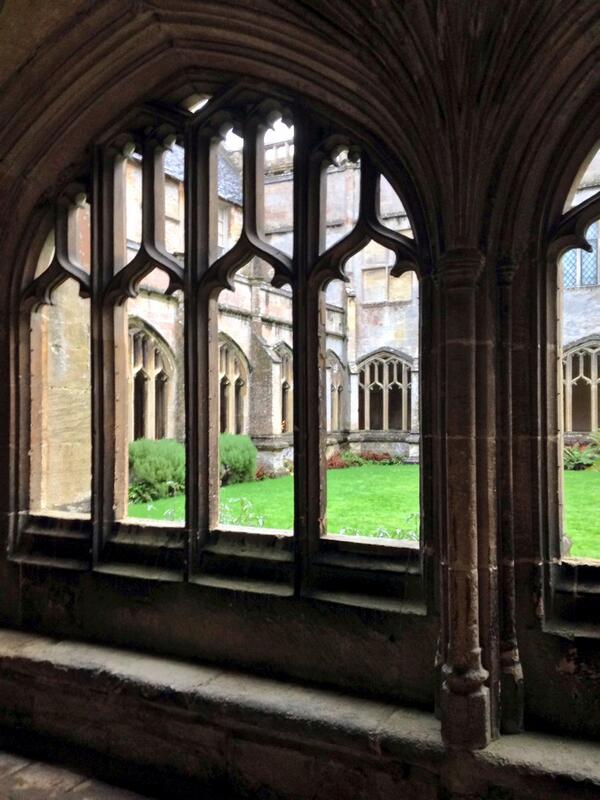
[436,248,484,289]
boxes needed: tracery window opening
[133,370,147,440]
[315,142,421,549]
[326,353,344,433]
[130,328,173,440]
[357,355,412,432]
[562,341,600,433]
[218,340,248,435]
[550,155,600,567]
[276,344,293,433]
[155,371,168,439]
[16,84,425,586]
[25,191,92,517]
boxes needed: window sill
[0,629,598,799]
[10,517,424,610]
[548,559,600,629]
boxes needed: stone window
[275,343,293,433]
[14,81,423,594]
[551,144,600,569]
[129,324,174,440]
[219,338,248,435]
[27,198,92,516]
[326,351,344,432]
[357,353,412,431]
[562,339,600,433]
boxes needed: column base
[440,683,491,750]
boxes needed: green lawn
[563,470,600,559]
[128,463,420,539]
[127,464,600,556]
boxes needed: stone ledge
[0,629,599,799]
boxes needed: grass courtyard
[128,464,600,557]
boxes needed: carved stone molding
[436,249,484,290]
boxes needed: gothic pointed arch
[357,349,412,432]
[325,350,346,433]
[218,334,250,435]
[128,318,176,440]
[274,342,293,434]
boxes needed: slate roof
[163,144,243,206]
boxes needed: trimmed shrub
[128,435,258,500]
[220,433,257,485]
[129,438,185,501]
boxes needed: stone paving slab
[0,751,149,799]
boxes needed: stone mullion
[142,139,167,253]
[227,370,236,434]
[591,349,598,431]
[128,340,135,442]
[326,373,332,432]
[402,362,409,431]
[292,117,324,591]
[497,263,524,734]
[186,128,218,573]
[439,249,491,750]
[382,362,389,430]
[91,145,128,558]
[364,379,371,430]
[410,367,419,433]
[144,348,154,439]
[349,371,359,432]
[287,366,294,432]
[565,356,572,432]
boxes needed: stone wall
[29,279,92,513]
[562,286,600,346]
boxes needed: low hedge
[129,434,257,501]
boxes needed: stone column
[438,249,491,750]
[497,261,524,733]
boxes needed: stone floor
[0,751,149,799]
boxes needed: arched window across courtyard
[562,338,600,433]
[357,352,412,432]
[326,351,344,433]
[275,343,293,434]
[219,338,248,435]
[129,323,175,441]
